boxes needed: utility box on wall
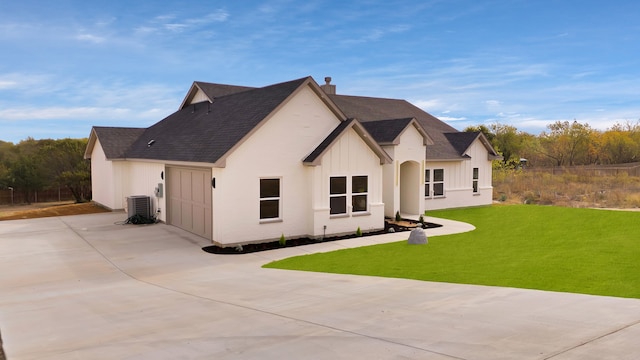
[154,183,164,198]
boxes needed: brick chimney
[320,76,336,95]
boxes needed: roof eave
[84,127,98,159]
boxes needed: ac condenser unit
[127,195,151,219]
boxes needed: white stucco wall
[121,161,166,221]
[90,138,117,209]
[381,125,426,217]
[210,85,345,245]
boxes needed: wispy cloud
[140,9,229,35]
[0,80,18,90]
[75,33,106,43]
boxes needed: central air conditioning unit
[127,195,151,219]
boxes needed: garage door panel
[167,167,212,239]
[191,171,206,202]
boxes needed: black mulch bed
[202,219,442,255]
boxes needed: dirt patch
[0,202,110,221]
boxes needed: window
[424,169,430,197]
[330,176,347,215]
[433,169,444,197]
[352,176,368,213]
[472,168,479,193]
[330,175,368,215]
[260,178,280,219]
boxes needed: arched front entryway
[399,161,420,215]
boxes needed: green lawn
[264,205,640,298]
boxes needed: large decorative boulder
[407,227,428,245]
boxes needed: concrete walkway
[1,213,639,359]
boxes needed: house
[85,76,500,246]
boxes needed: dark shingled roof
[328,94,466,160]
[92,126,145,159]
[193,81,255,99]
[125,77,309,164]
[444,132,482,155]
[90,76,497,165]
[359,118,414,144]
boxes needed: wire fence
[0,187,82,205]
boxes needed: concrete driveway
[1,212,639,359]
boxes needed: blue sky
[1,1,639,143]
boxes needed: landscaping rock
[407,227,428,245]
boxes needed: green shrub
[279,233,286,246]
[356,227,362,237]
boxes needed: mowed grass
[264,205,640,298]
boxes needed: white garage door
[167,166,212,239]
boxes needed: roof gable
[124,77,348,166]
[303,118,392,166]
[179,81,255,109]
[445,132,502,160]
[360,118,433,146]
[84,126,145,160]
[126,78,310,165]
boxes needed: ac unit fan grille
[127,196,151,219]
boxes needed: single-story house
[85,76,500,246]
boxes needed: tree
[600,122,640,164]
[6,153,46,203]
[491,123,527,167]
[465,123,531,168]
[538,120,594,166]
[40,138,91,202]
[464,125,495,143]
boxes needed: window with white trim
[433,169,444,197]
[330,176,347,215]
[472,168,479,193]
[351,176,368,213]
[425,168,445,197]
[424,169,430,197]
[260,178,280,220]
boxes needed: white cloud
[76,33,106,43]
[0,106,128,121]
[438,116,467,121]
[0,80,18,90]
[149,9,229,34]
[412,99,442,109]
[0,73,52,91]
[165,23,188,32]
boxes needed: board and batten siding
[425,138,493,211]
[190,89,210,104]
[311,127,385,237]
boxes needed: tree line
[466,120,640,168]
[2,119,638,204]
[0,138,90,204]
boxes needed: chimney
[320,76,336,95]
